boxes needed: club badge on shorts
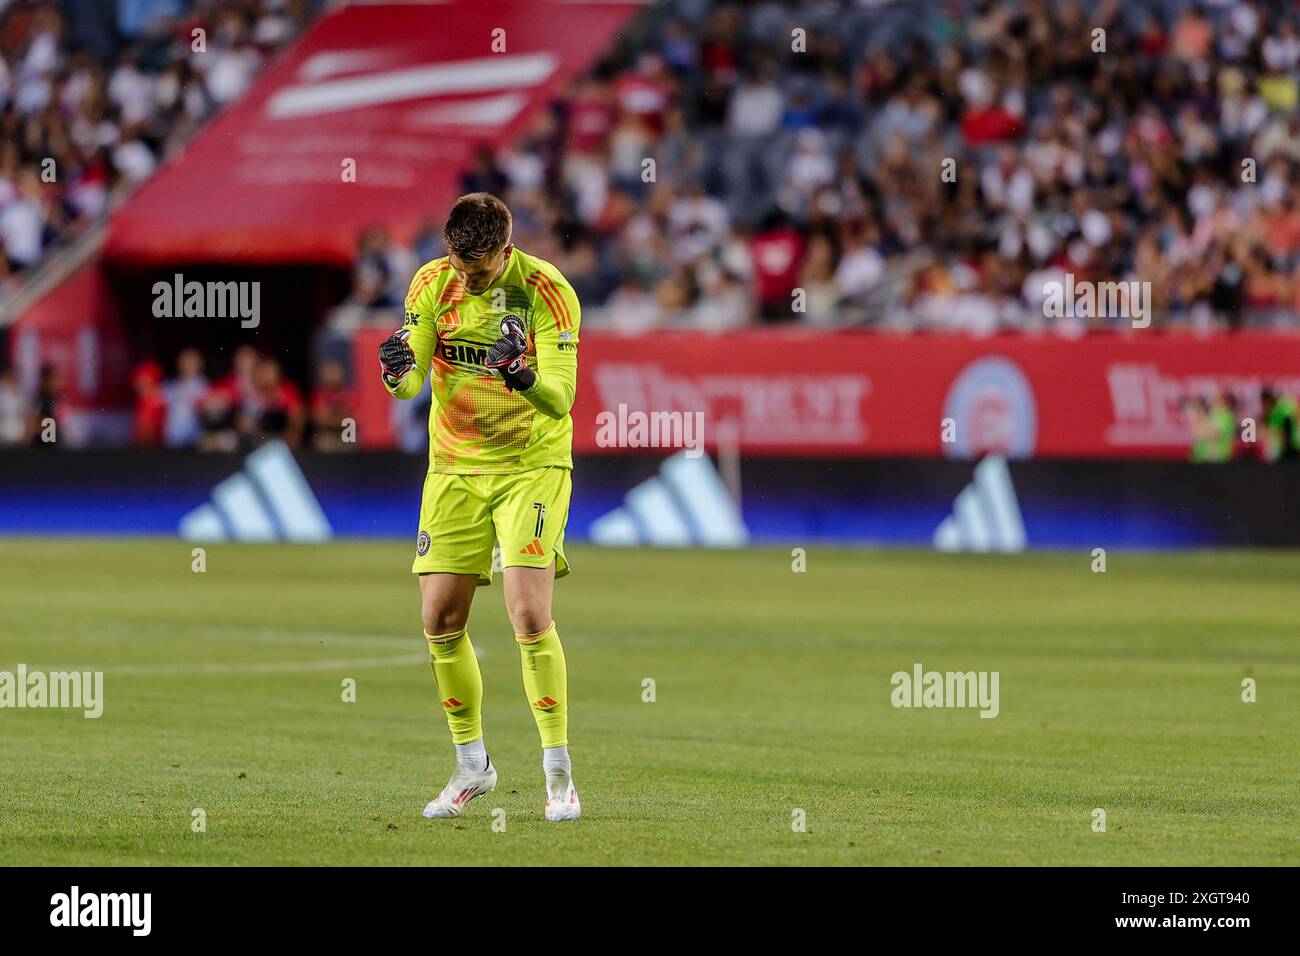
[417,530,431,557]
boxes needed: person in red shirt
[749,211,807,321]
[961,101,1023,145]
[239,356,305,448]
[310,359,355,452]
[131,360,167,447]
[565,77,617,154]
[192,346,258,451]
[216,344,259,409]
[613,52,672,136]
[194,373,238,452]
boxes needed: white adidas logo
[933,455,1026,553]
[179,440,332,542]
[590,451,748,548]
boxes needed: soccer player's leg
[493,467,580,821]
[412,472,497,818]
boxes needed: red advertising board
[352,328,1300,459]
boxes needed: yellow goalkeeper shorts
[411,466,572,585]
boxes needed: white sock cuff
[542,744,571,773]
[455,738,488,771]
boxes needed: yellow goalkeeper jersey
[385,247,580,475]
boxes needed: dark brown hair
[443,192,512,262]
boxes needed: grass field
[0,539,1296,866]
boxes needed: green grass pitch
[0,539,1296,866]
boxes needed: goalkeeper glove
[379,328,415,386]
[484,314,536,391]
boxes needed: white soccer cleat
[544,771,581,822]
[422,759,497,819]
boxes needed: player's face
[450,245,511,296]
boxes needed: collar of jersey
[462,248,518,299]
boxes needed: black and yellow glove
[378,328,415,387]
[483,314,536,391]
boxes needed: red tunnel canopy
[104,1,638,267]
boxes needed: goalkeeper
[378,193,581,822]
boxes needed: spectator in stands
[163,347,208,448]
[0,367,33,446]
[220,344,259,409]
[460,144,509,197]
[194,344,257,453]
[411,218,443,265]
[115,1,185,40]
[23,0,1289,337]
[797,233,842,325]
[602,277,662,332]
[310,359,355,453]
[240,355,304,448]
[131,359,167,446]
[196,380,239,453]
[433,0,1300,332]
[749,210,805,321]
[778,128,835,218]
[0,168,48,271]
[693,270,751,329]
[834,227,886,305]
[566,76,617,156]
[0,0,312,283]
[31,363,59,446]
[350,226,414,309]
[615,50,672,138]
[16,0,1300,341]
[727,62,783,138]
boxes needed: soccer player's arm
[383,273,439,400]
[520,275,580,420]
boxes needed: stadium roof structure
[104,1,639,267]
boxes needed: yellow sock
[425,627,483,744]
[517,621,568,748]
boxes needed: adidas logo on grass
[933,455,1026,554]
[590,451,747,548]
[179,440,332,542]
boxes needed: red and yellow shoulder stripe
[525,268,575,331]
[405,260,453,310]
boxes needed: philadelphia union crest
[417,530,431,556]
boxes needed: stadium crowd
[343,0,1300,333]
[0,344,357,450]
[125,345,356,451]
[0,0,316,292]
[3,0,1300,332]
